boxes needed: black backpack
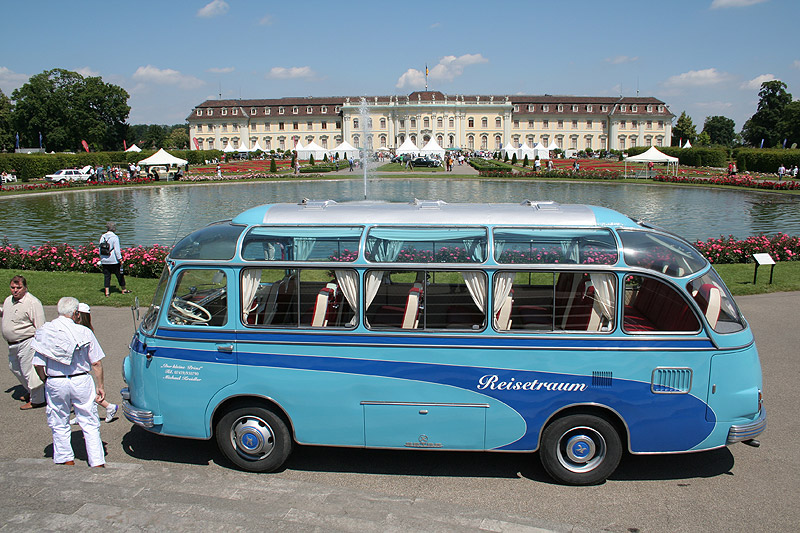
[99,238,111,256]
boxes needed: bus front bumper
[120,387,162,428]
[727,408,766,444]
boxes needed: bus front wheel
[540,413,622,485]
[216,406,292,472]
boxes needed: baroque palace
[187,91,674,153]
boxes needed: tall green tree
[0,89,13,152]
[144,124,167,149]
[702,115,736,146]
[671,111,697,146]
[776,100,800,148]
[741,80,792,147]
[11,68,130,152]
[165,126,189,149]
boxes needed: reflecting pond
[1,178,798,248]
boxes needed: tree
[165,126,189,149]
[696,131,711,146]
[143,125,167,149]
[741,80,792,147]
[671,111,697,146]
[702,115,736,146]
[0,89,13,152]
[776,100,800,148]
[11,68,130,152]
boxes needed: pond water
[1,178,798,248]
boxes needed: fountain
[358,97,372,199]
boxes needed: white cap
[78,303,91,314]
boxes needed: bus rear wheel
[540,413,622,485]
[216,406,292,472]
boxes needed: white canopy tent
[298,141,327,160]
[292,140,304,153]
[547,141,560,151]
[532,142,550,160]
[396,138,420,156]
[502,142,517,159]
[331,140,358,159]
[517,142,535,161]
[420,138,445,158]
[624,146,679,177]
[252,140,265,153]
[138,148,188,167]
[222,141,236,153]
[125,144,142,153]
[237,140,250,153]
[683,140,692,149]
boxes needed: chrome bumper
[120,387,157,428]
[727,408,767,444]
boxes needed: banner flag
[760,138,764,148]
[193,137,200,150]
[39,132,42,149]
[15,132,19,149]
[81,140,89,153]
[124,139,127,150]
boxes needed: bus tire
[216,406,292,473]
[539,413,622,485]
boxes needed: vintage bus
[122,200,765,485]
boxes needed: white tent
[547,141,560,151]
[237,140,250,153]
[138,148,188,167]
[125,144,142,153]
[518,142,535,160]
[532,142,550,160]
[683,140,692,149]
[420,138,445,158]
[502,142,518,159]
[293,140,304,153]
[396,138,419,156]
[222,141,236,153]
[298,141,327,160]
[624,146,679,177]
[331,140,358,159]
[252,140,265,153]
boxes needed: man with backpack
[98,222,130,297]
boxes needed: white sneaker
[105,404,118,423]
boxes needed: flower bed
[651,174,800,191]
[693,233,799,264]
[0,242,171,278]
[0,176,155,193]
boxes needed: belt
[7,336,33,346]
[47,372,89,379]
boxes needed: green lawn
[1,262,796,308]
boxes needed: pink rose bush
[0,241,171,278]
[693,233,800,264]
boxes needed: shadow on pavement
[121,425,219,466]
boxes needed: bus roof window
[365,227,487,263]
[493,228,618,265]
[242,226,362,262]
[170,222,244,261]
[618,230,706,276]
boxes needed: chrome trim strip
[727,409,767,444]
[360,401,490,408]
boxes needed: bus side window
[494,271,615,332]
[168,269,228,327]
[623,275,699,333]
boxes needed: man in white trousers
[32,297,106,467]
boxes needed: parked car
[45,166,93,183]
[410,157,442,168]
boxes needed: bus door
[151,266,237,437]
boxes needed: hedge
[0,149,222,180]
[732,148,800,174]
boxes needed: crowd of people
[0,220,127,467]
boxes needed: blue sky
[1,0,797,132]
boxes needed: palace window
[232,124,238,132]
[334,106,340,113]
[513,105,519,112]
[293,122,298,130]
[265,108,270,115]
[221,108,227,116]
[480,135,488,150]
[423,117,430,128]
[572,105,578,112]
[279,107,285,115]
[513,120,519,129]
[410,118,416,128]
[542,105,549,112]
[232,108,237,115]
[468,135,474,149]
[620,105,626,112]
[437,117,442,128]
[601,105,608,112]
[207,109,213,116]
[495,118,502,128]
[353,118,359,129]
[587,105,593,112]
[279,122,285,131]
[307,106,313,113]
[587,120,593,128]
[658,121,664,128]
[528,104,535,111]
[557,104,563,112]
[481,117,488,128]
[543,120,549,129]
[468,118,474,128]
[647,121,652,129]
[196,109,203,116]
[572,120,578,129]
[321,122,327,130]
[449,117,454,128]
[222,124,228,132]
[399,119,405,128]
[380,118,386,129]
[321,106,327,113]
[528,120,534,128]
[197,124,203,133]
[631,105,638,112]
[494,135,502,150]
[292,106,298,114]
[251,108,257,115]
[307,121,313,130]
[557,120,564,128]
[647,105,653,113]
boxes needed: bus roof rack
[412,199,448,209]
[521,200,560,210]
[300,199,337,209]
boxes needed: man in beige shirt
[1,275,46,409]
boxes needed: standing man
[1,275,46,410]
[99,221,130,297]
[32,297,106,467]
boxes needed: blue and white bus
[122,200,765,485]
